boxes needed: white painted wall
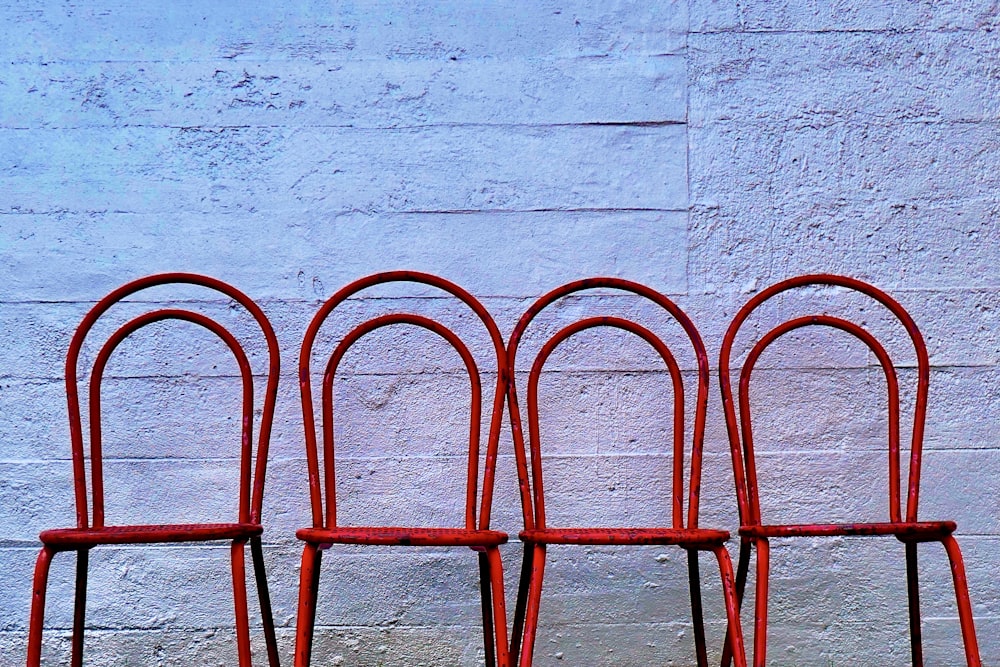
[1,1,997,665]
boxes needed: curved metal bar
[88,309,254,528]
[26,546,55,667]
[319,313,482,529]
[506,277,709,532]
[65,273,280,528]
[713,275,978,667]
[526,316,685,529]
[738,315,901,525]
[941,535,983,666]
[718,273,928,526]
[299,271,507,531]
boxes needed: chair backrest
[507,278,710,532]
[719,274,930,528]
[66,273,280,530]
[299,271,507,532]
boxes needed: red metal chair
[293,271,510,667]
[507,278,747,667]
[26,274,281,667]
[719,274,981,667]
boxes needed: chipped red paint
[506,278,748,667]
[296,526,508,547]
[26,273,281,667]
[719,274,981,667]
[739,521,956,541]
[293,271,510,667]
[519,527,730,547]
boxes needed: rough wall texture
[1,1,998,665]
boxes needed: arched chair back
[293,271,511,667]
[718,273,980,667]
[28,273,281,667]
[298,270,507,533]
[508,278,709,534]
[506,278,746,667]
[66,273,280,530]
[720,273,926,530]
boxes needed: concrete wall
[1,1,998,664]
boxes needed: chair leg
[687,549,709,667]
[753,538,770,667]
[509,541,534,667]
[478,551,497,667]
[486,546,510,667]
[518,543,546,667]
[231,540,252,667]
[250,536,282,667]
[941,536,982,667]
[71,548,89,667]
[294,543,323,667]
[905,541,924,667]
[712,545,748,667]
[721,538,752,667]
[26,546,55,667]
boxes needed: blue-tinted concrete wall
[1,1,998,664]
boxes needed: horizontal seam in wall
[2,50,690,66]
[688,118,1000,128]
[0,284,997,305]
[4,363,996,383]
[689,27,993,36]
[7,447,997,464]
[0,206,691,217]
[0,119,687,131]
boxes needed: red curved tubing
[299,271,508,531]
[319,313,482,529]
[295,273,510,667]
[738,521,955,540]
[33,274,281,667]
[718,273,928,525]
[717,275,981,667]
[507,279,744,667]
[507,277,710,532]
[65,273,280,528]
[526,316,686,529]
[738,315,901,526]
[87,309,255,527]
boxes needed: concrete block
[923,603,1000,666]
[0,380,71,460]
[0,212,688,300]
[923,367,1000,450]
[0,124,688,214]
[0,627,286,667]
[689,31,1000,125]
[689,0,1000,33]
[0,56,687,129]
[0,462,76,540]
[1,1,687,64]
[690,120,1000,214]
[532,618,737,665]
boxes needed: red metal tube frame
[718,274,981,667]
[506,277,747,667]
[293,271,510,667]
[26,273,281,667]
